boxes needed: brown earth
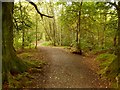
[26,46,111,88]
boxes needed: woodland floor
[18,46,111,88]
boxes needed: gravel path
[34,46,110,88]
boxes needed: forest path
[32,46,111,88]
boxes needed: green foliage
[57,2,117,52]
[13,2,42,49]
[13,3,33,31]
[96,53,116,61]
[96,53,117,79]
[40,41,52,46]
[96,53,116,68]
[105,58,119,79]
[12,1,119,87]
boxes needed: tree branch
[26,0,53,19]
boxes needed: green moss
[96,53,119,80]
[7,72,33,88]
[96,53,116,62]
[3,47,47,88]
[18,52,33,59]
[3,58,46,88]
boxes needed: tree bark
[105,2,120,88]
[76,2,82,55]
[35,13,38,49]
[19,2,25,49]
[116,2,120,88]
[2,2,27,82]
[113,31,117,47]
[2,2,14,81]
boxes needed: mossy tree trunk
[2,2,27,83]
[107,1,120,88]
[117,1,120,88]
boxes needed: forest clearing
[1,0,120,89]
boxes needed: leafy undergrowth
[40,41,52,46]
[3,49,47,88]
[96,53,116,69]
[96,53,119,87]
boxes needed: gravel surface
[30,46,111,88]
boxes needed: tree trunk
[51,4,56,46]
[35,13,38,49]
[102,13,107,49]
[22,29,25,49]
[113,32,117,47]
[116,2,120,88]
[2,2,27,83]
[53,17,56,46]
[19,2,25,49]
[76,2,82,55]
[60,26,62,46]
[76,23,79,47]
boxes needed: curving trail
[32,46,111,88]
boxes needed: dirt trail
[32,46,111,88]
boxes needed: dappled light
[2,1,120,89]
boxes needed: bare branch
[26,0,53,19]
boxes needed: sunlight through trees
[2,0,120,88]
